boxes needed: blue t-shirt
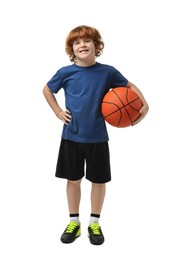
[47,62,128,143]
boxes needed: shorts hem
[55,175,84,181]
[86,176,111,184]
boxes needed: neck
[75,59,96,67]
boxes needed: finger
[63,115,71,124]
[66,113,72,119]
[66,109,71,114]
[65,110,72,118]
[63,118,69,125]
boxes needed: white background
[0,0,176,259]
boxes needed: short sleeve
[47,69,64,93]
[111,67,128,88]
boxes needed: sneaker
[60,221,81,243]
[88,222,105,245]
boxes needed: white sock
[89,214,100,225]
[70,214,79,223]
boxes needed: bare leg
[67,179,82,214]
[91,183,106,214]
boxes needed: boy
[43,25,149,245]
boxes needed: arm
[126,81,149,125]
[43,85,71,125]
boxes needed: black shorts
[55,140,111,183]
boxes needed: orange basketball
[101,87,143,127]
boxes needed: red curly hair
[65,25,104,63]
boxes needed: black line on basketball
[102,103,122,126]
[112,88,133,124]
[126,97,141,111]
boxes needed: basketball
[101,87,143,127]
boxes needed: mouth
[79,49,89,53]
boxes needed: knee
[68,179,82,187]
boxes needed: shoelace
[66,222,79,233]
[90,223,101,235]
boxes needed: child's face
[72,38,96,65]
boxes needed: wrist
[55,109,63,119]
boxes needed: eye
[73,41,80,45]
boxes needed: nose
[80,40,86,47]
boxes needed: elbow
[43,85,49,96]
